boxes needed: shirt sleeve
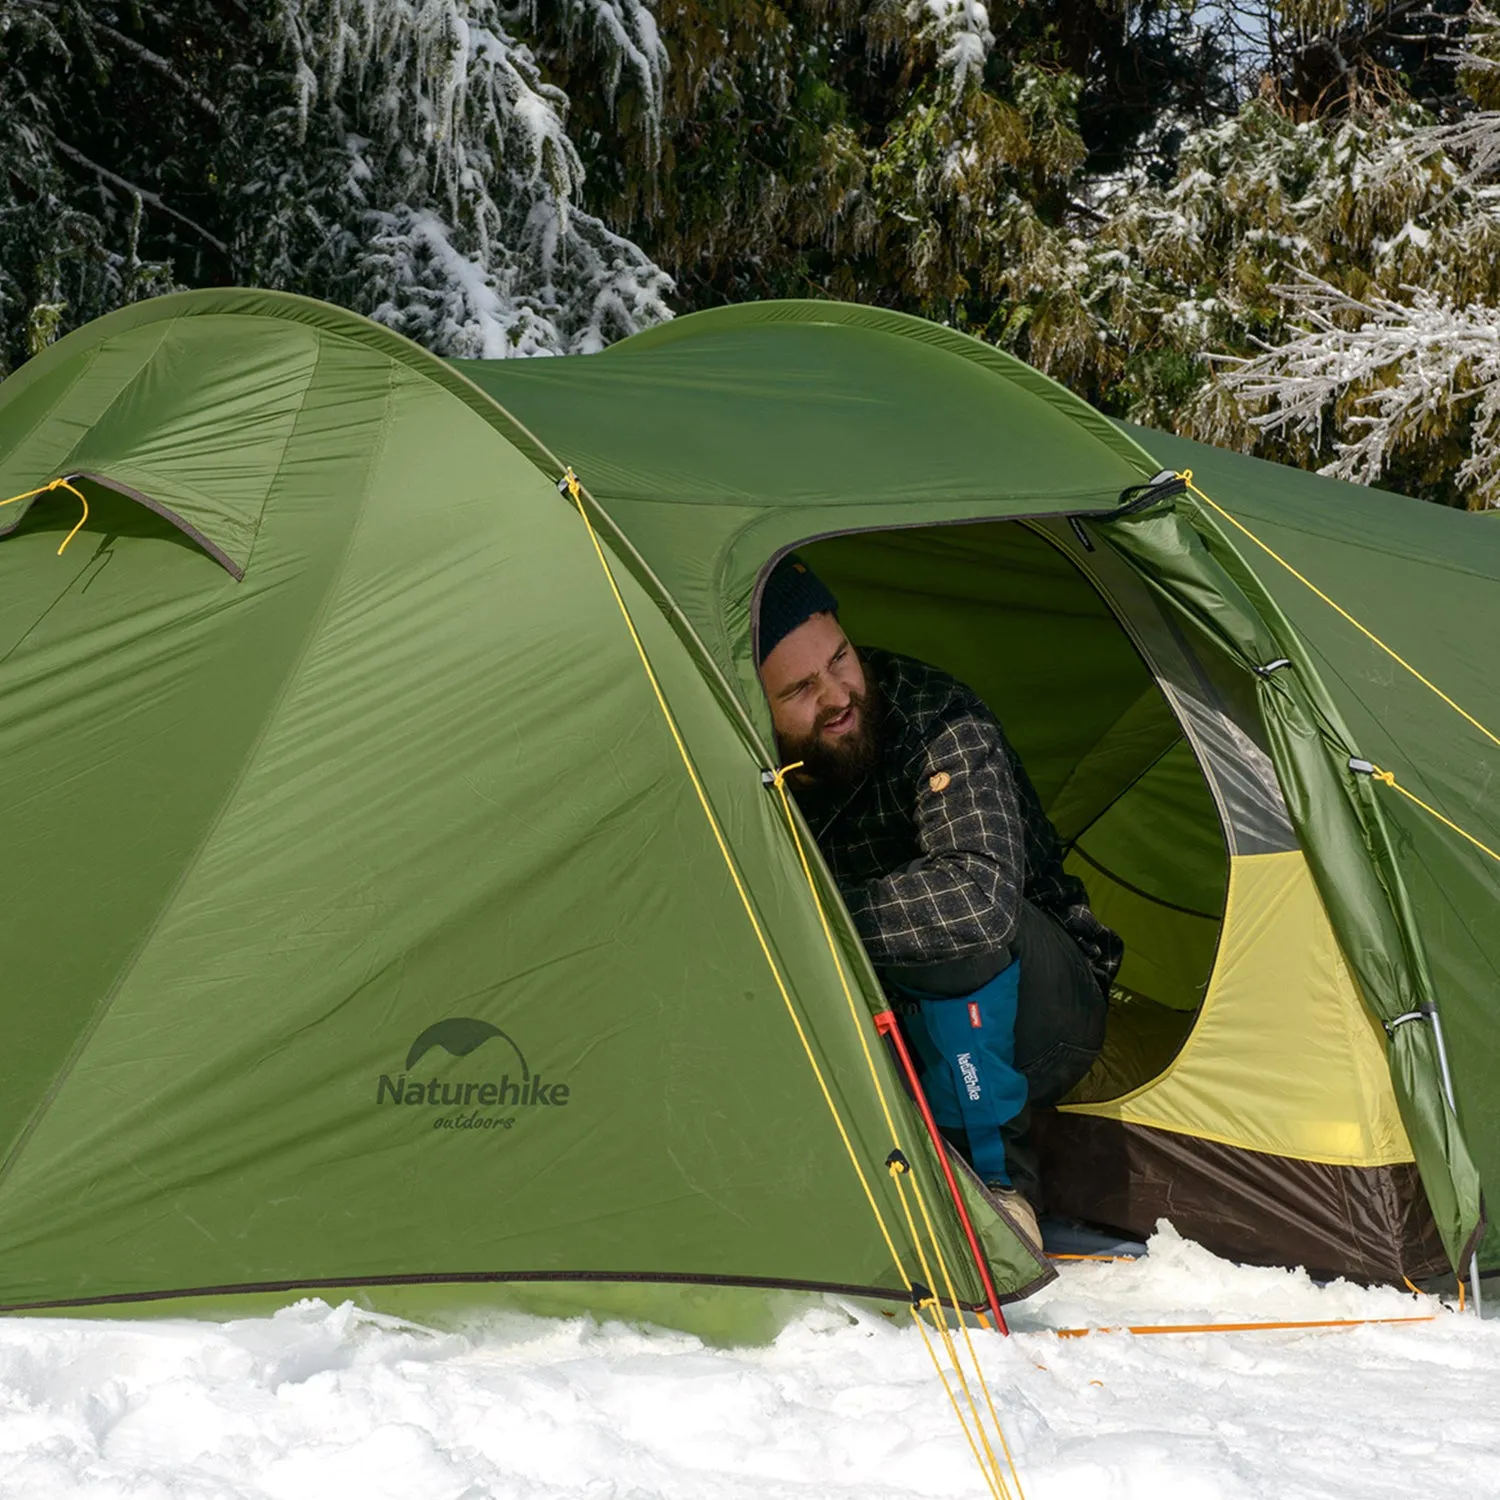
[839,710,1026,965]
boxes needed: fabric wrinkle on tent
[0,289,1493,1334]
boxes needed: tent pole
[872,1011,1010,1334]
[1426,1006,1483,1314]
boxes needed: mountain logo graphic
[404,1018,530,1077]
[377,1017,569,1120]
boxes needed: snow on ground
[1,1225,1496,1500]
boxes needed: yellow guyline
[555,471,909,1281]
[768,766,1028,1500]
[1178,471,1500,865]
[0,476,90,554]
[1365,767,1500,865]
[560,468,1024,1500]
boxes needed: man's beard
[781,681,883,789]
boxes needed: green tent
[0,291,1493,1331]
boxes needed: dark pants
[886,901,1107,1205]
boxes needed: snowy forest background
[8,0,1500,507]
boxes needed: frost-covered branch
[907,1,995,93]
[1422,109,1500,178]
[1422,1,1500,179]
[1214,273,1500,504]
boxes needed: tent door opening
[794,519,1444,1283]
[797,516,1255,1089]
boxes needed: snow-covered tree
[0,2,672,371]
[560,0,1229,332]
[1174,2,1500,506]
[1211,276,1500,505]
[1075,98,1487,420]
[251,0,672,355]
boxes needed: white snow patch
[909,0,994,93]
[1,1227,1496,1498]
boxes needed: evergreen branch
[1067,197,1108,224]
[49,135,229,256]
[89,21,221,119]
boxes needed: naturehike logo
[376,1017,572,1134]
[406,1017,514,1070]
[957,1051,982,1102]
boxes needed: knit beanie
[757,554,840,665]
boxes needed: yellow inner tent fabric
[1063,851,1413,1168]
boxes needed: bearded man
[756,555,1120,1249]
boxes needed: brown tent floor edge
[1034,1110,1451,1285]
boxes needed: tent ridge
[0,345,103,490]
[602,299,1161,480]
[54,317,178,473]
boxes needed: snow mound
[1,1226,1496,1499]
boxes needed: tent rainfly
[0,290,1493,1334]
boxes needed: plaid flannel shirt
[796,648,1122,995]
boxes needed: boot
[987,1184,1042,1256]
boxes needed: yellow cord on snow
[881,1112,1015,1500]
[768,770,1027,1500]
[1178,471,1500,866]
[564,467,1026,1500]
[911,1302,1012,1500]
[0,476,90,554]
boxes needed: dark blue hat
[757,554,839,665]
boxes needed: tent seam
[51,319,178,481]
[0,1268,969,1316]
[572,485,1136,510]
[1057,1103,1418,1169]
[1067,842,1220,921]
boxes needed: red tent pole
[873,1010,1009,1335]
